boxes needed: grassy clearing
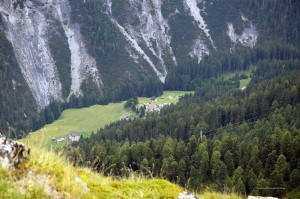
[222,67,255,89]
[139,90,193,104]
[21,91,192,149]
[240,78,251,88]
[21,102,127,149]
[0,144,182,199]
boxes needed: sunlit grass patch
[21,91,193,149]
[198,190,243,199]
[1,145,182,199]
[21,102,127,149]
[139,90,194,104]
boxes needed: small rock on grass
[177,191,199,199]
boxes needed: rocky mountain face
[0,0,260,107]
[0,0,103,108]
[0,0,299,134]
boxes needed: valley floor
[20,91,192,149]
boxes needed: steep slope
[0,16,38,136]
[52,0,102,99]
[0,0,299,135]
[106,0,178,82]
[0,0,103,108]
[0,141,244,198]
[0,0,262,108]
[69,71,300,197]
[0,143,182,198]
[0,0,62,108]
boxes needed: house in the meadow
[120,114,130,121]
[69,131,80,142]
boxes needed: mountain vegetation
[0,0,299,139]
[0,1,299,198]
[67,69,300,197]
[1,142,244,198]
[0,143,183,199]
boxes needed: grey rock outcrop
[177,191,199,199]
[0,137,30,169]
[248,196,278,199]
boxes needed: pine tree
[270,170,285,197]
[289,169,300,189]
[275,154,290,182]
[256,177,269,196]
[177,159,187,184]
[224,150,235,176]
[199,150,210,181]
[235,177,246,195]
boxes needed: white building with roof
[69,131,80,142]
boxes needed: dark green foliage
[2,0,300,138]
[69,0,163,101]
[224,150,235,176]
[67,71,300,196]
[269,170,285,197]
[48,20,71,99]
[235,178,246,195]
[124,97,138,111]
[0,17,38,138]
[245,0,300,45]
[289,169,300,189]
[164,41,300,91]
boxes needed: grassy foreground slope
[0,145,182,199]
[22,91,192,149]
[0,144,245,199]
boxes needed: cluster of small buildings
[120,114,130,121]
[119,95,181,120]
[137,95,181,113]
[51,130,80,143]
[145,103,168,112]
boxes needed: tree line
[1,0,299,140]
[67,71,300,197]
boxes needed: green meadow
[139,90,193,104]
[22,102,126,148]
[22,91,192,148]
[222,66,255,89]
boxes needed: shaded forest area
[68,70,300,197]
[1,0,299,141]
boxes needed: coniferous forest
[0,0,300,197]
[67,67,300,197]
[0,0,300,139]
[64,6,300,197]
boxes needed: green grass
[222,67,254,89]
[0,145,182,199]
[240,78,251,89]
[197,190,243,199]
[21,91,192,149]
[21,102,127,149]
[139,90,193,104]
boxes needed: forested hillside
[68,69,300,197]
[0,0,299,138]
[0,1,299,198]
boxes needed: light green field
[139,90,193,104]
[21,102,127,148]
[222,67,254,89]
[240,78,251,89]
[21,91,192,149]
